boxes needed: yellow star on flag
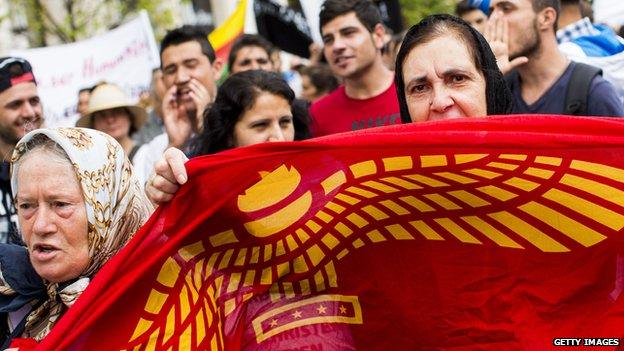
[317,305,327,315]
[269,319,278,327]
[292,310,303,319]
[339,305,347,314]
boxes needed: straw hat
[76,83,148,131]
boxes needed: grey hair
[16,134,71,165]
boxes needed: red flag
[38,115,624,350]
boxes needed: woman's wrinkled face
[16,150,90,283]
[233,92,295,147]
[402,34,487,122]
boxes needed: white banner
[11,11,160,128]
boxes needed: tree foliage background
[4,0,182,47]
[6,0,455,48]
[399,0,455,27]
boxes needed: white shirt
[132,132,169,187]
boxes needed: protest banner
[37,115,624,350]
[12,11,160,128]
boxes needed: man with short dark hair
[159,25,223,147]
[228,34,275,74]
[310,0,400,137]
[488,0,623,116]
[0,57,42,244]
[133,25,223,185]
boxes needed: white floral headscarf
[10,127,153,340]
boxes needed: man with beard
[309,0,400,137]
[133,25,223,185]
[0,57,43,244]
[488,0,623,116]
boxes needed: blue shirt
[508,62,624,116]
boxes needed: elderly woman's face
[16,150,89,283]
[402,34,487,122]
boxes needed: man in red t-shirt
[310,0,400,137]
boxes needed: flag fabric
[208,0,247,62]
[37,115,624,350]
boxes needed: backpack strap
[564,62,602,116]
[128,144,140,163]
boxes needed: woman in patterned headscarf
[0,127,152,347]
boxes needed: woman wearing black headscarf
[395,14,513,123]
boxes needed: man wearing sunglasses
[0,56,43,245]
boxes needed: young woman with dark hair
[145,70,310,204]
[191,70,309,155]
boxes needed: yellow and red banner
[208,0,246,62]
[38,116,624,350]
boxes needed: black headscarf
[395,14,513,123]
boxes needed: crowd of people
[0,0,623,347]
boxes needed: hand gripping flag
[38,115,624,350]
